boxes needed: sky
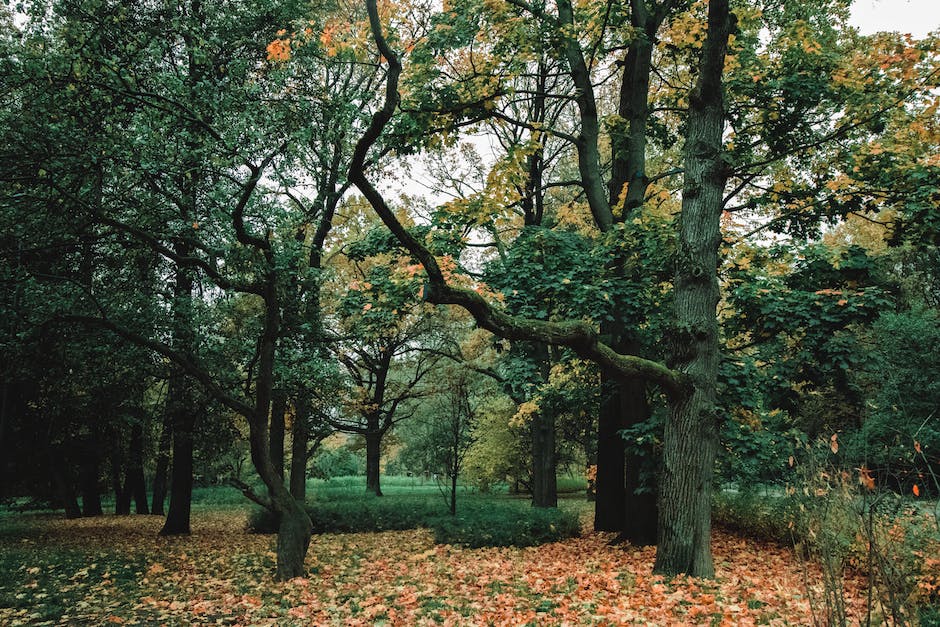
[849,0,940,37]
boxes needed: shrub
[712,489,795,544]
[310,447,363,480]
[247,495,445,535]
[788,436,940,626]
[246,494,580,548]
[428,505,580,548]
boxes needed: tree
[329,244,445,495]
[349,0,731,576]
[399,362,479,514]
[0,0,336,579]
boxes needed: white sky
[850,0,940,37]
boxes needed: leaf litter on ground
[0,509,869,625]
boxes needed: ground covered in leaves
[0,508,868,625]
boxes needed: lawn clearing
[0,508,868,625]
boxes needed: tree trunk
[160,401,194,534]
[126,422,149,514]
[275,499,313,581]
[0,381,9,501]
[269,389,286,478]
[52,457,81,519]
[622,377,657,546]
[289,397,310,502]
[80,451,103,517]
[151,402,172,515]
[654,0,732,578]
[365,430,382,496]
[531,408,557,508]
[595,363,625,530]
[159,255,196,535]
[112,431,131,515]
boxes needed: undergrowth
[247,493,582,548]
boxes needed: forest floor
[0,507,870,626]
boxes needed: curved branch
[349,0,687,398]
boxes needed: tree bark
[126,422,149,514]
[654,0,733,578]
[80,450,103,517]
[531,408,557,508]
[289,397,309,502]
[159,361,196,535]
[111,428,131,515]
[365,429,383,496]
[0,381,9,501]
[269,389,287,479]
[595,368,626,530]
[159,242,197,535]
[275,498,312,580]
[160,401,195,534]
[52,456,82,519]
[151,400,172,515]
[622,376,657,546]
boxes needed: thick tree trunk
[151,404,172,515]
[595,369,626,531]
[275,500,312,581]
[269,389,287,478]
[160,403,194,535]
[596,12,661,533]
[80,452,103,517]
[112,432,131,515]
[654,0,732,578]
[365,430,382,496]
[0,381,9,500]
[622,376,657,546]
[52,457,82,519]
[160,254,196,535]
[126,422,149,514]
[531,409,557,508]
[289,397,309,502]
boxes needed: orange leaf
[913,484,920,497]
[830,433,839,454]
[915,440,922,454]
[266,39,291,62]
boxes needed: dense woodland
[1,0,939,619]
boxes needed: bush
[247,494,446,535]
[429,505,580,548]
[246,494,581,548]
[712,489,795,544]
[310,447,363,480]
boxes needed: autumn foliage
[0,508,884,626]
